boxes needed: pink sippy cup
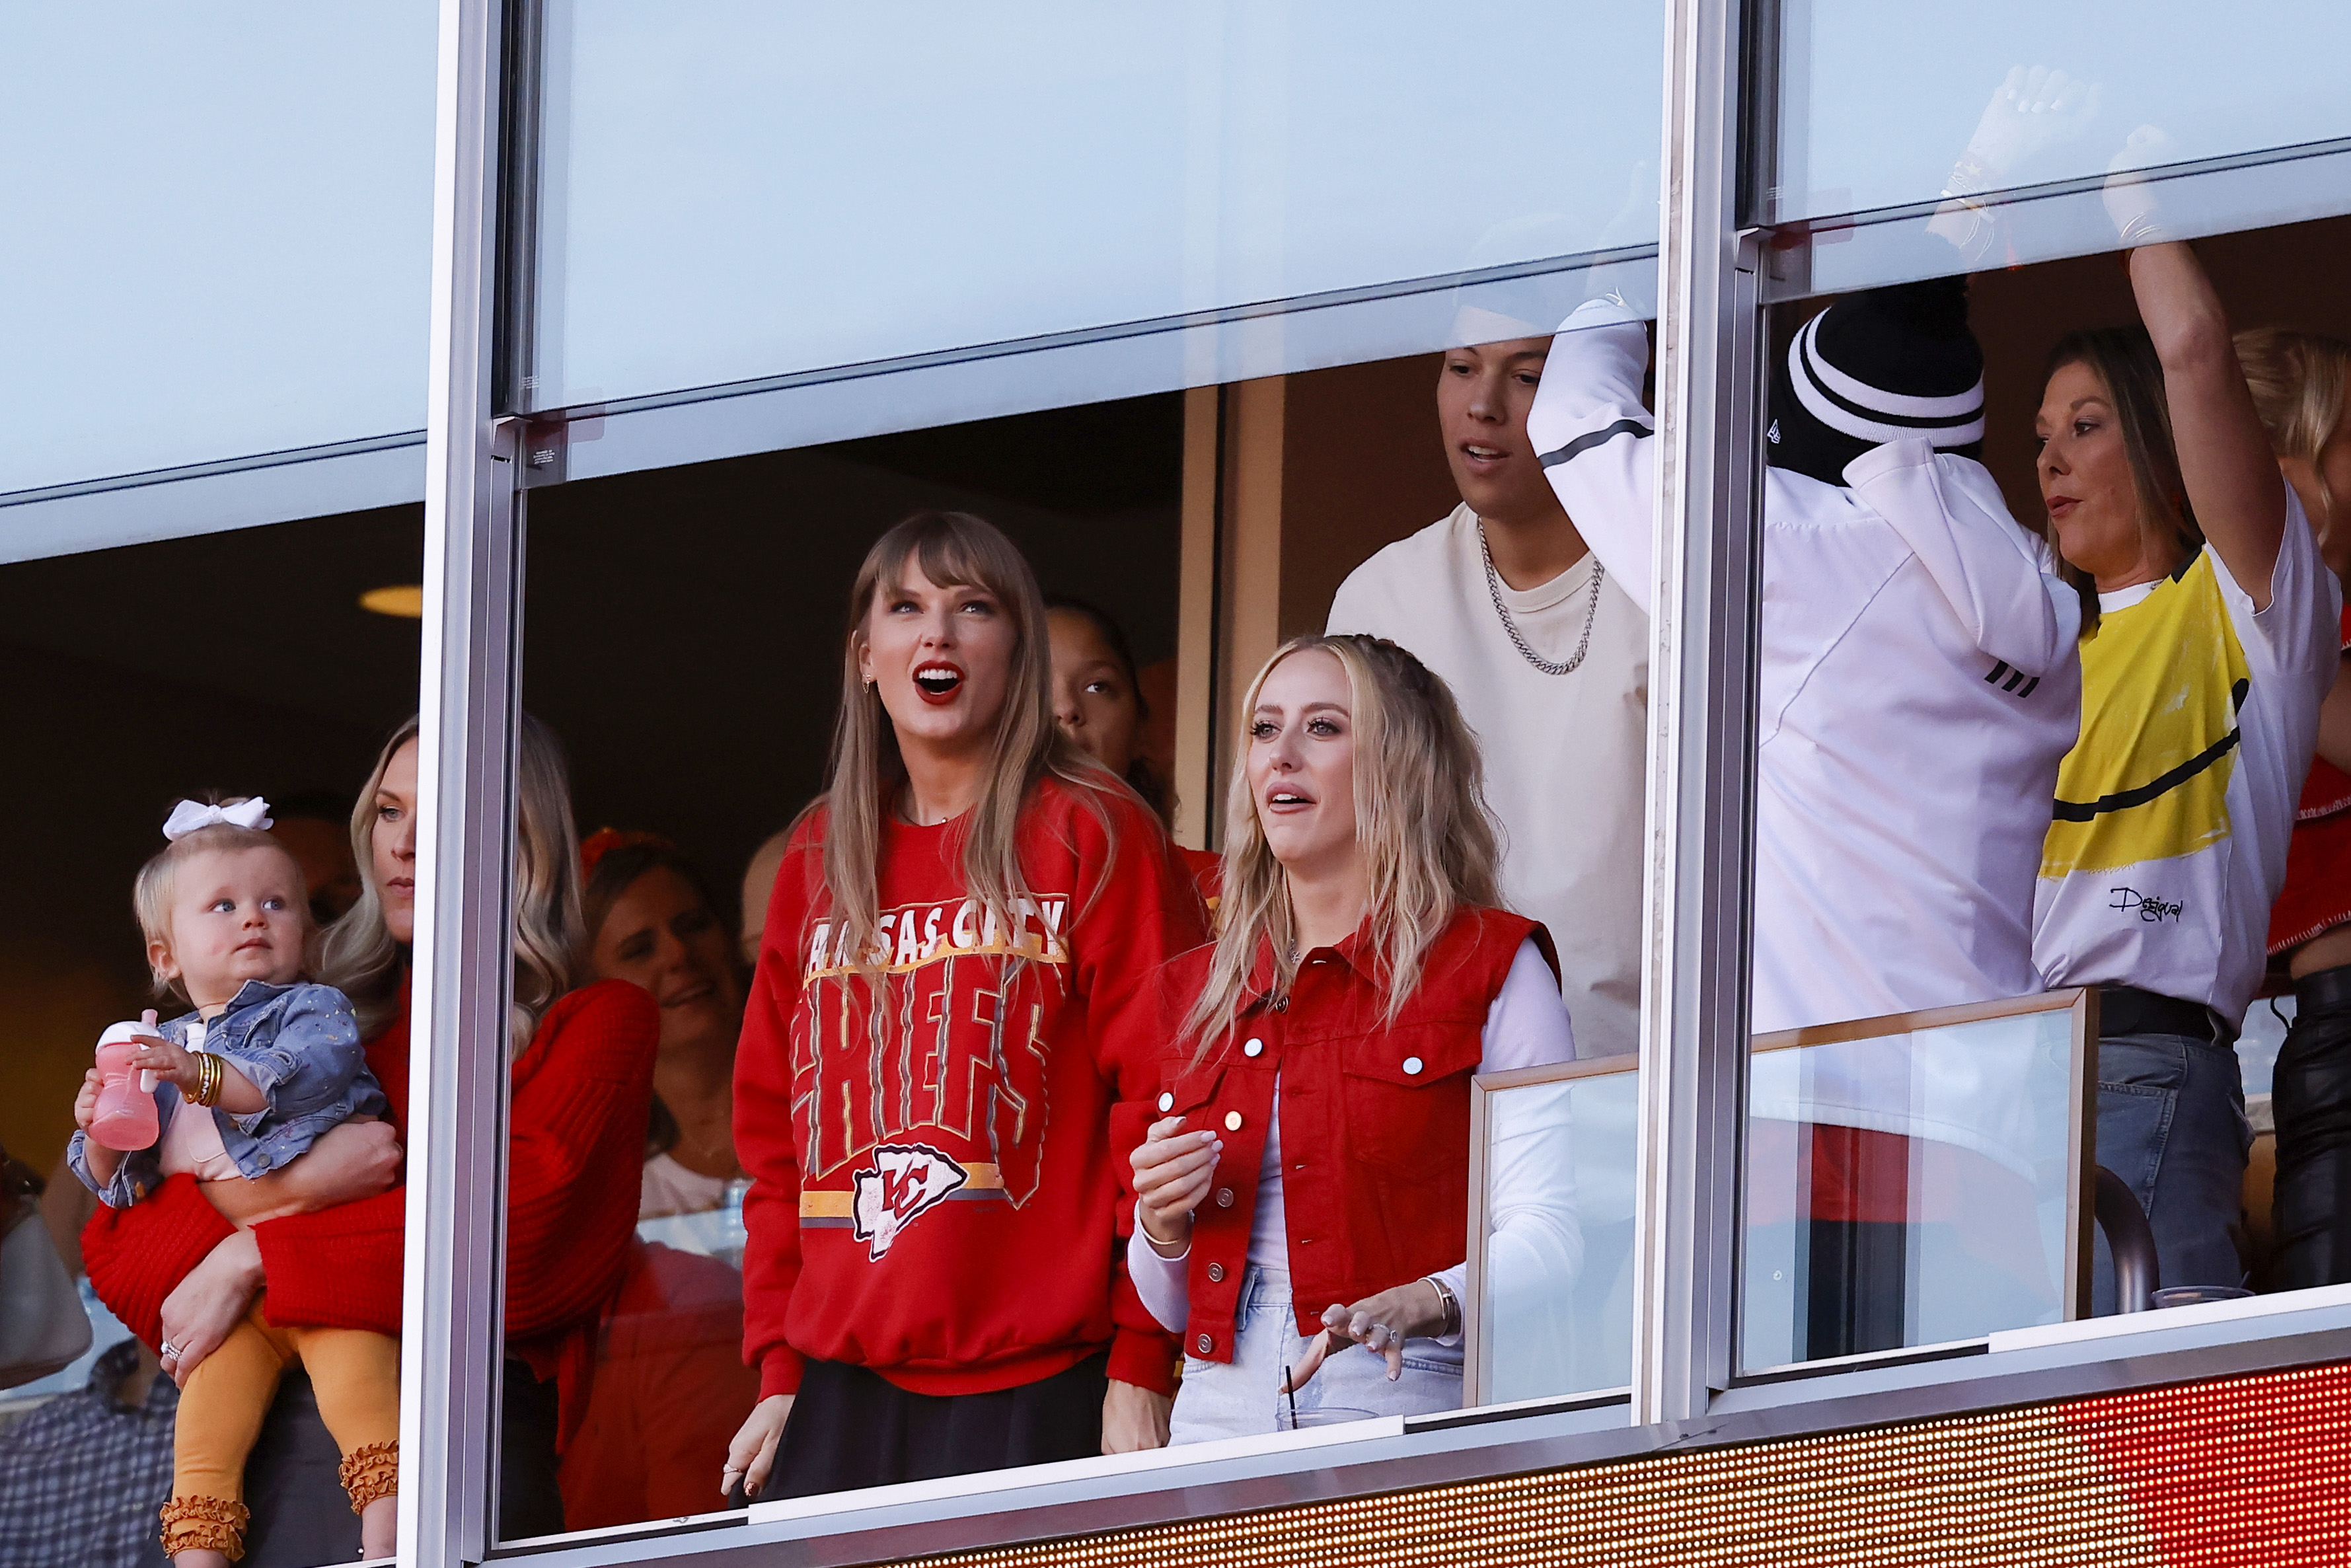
[89,1010,163,1152]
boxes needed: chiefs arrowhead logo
[850,1144,969,1261]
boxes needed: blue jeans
[1168,1265,1463,1443]
[2091,1031,2253,1314]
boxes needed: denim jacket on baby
[68,979,387,1209]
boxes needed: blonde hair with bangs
[316,714,588,1057]
[2236,327,2351,530]
[131,811,307,1000]
[1183,634,1502,1059]
[809,511,1135,981]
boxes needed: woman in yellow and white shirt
[2032,222,2340,1309]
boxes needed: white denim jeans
[1167,1264,1464,1443]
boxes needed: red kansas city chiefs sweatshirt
[735,774,1207,1400]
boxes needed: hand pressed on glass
[1129,1115,1222,1257]
[1286,1279,1452,1388]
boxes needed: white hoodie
[1529,300,2083,1049]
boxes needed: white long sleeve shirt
[1529,300,2083,1039]
[1131,938,1581,1338]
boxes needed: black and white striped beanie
[1766,277,1986,486]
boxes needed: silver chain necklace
[1478,521,1605,677]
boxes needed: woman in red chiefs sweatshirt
[721,511,1206,1502]
[1128,635,1581,1439]
[81,716,657,1546]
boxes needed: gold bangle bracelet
[194,1051,222,1109]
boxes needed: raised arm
[2130,242,2287,606]
[1526,300,1659,615]
[1844,441,2081,675]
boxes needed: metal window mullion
[1631,0,1765,1427]
[401,2,514,1565]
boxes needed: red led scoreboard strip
[911,1363,2351,1567]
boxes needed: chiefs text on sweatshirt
[735,776,1207,1400]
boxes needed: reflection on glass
[1472,1061,1633,1405]
[1,4,434,494]
[554,832,759,1532]
[1742,1004,2087,1370]
[528,0,1662,410]
[1771,1,2351,225]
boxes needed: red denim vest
[1149,905,1547,1363]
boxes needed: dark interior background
[524,391,1184,927]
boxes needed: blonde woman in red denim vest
[1128,634,1581,1438]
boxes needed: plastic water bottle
[89,1010,163,1152]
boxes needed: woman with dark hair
[79,717,660,1549]
[2030,231,2341,1307]
[1045,597,1219,898]
[581,832,747,1219]
[722,511,1205,1501]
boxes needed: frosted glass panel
[1472,1063,1637,1405]
[529,0,1663,412]
[0,3,435,497]
[1772,1,2351,223]
[1742,1003,2090,1372]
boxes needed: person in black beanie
[1525,280,2086,1359]
[1767,280,1988,483]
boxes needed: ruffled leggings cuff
[160,1494,249,1560]
[339,1438,400,1512]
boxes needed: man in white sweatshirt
[1529,280,2084,1359]
[1327,306,1650,1062]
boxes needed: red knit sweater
[737,776,1204,1400]
[81,979,657,1445]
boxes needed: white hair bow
[163,797,275,840]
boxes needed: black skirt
[768,1352,1107,1499]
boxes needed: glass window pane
[1726,214,2351,1372]
[527,0,1662,414]
[511,332,1631,1540]
[506,399,1188,1537]
[0,511,423,1562]
[1740,1000,2091,1372]
[1770,1,2351,224]
[1473,1061,1638,1404]
[0,4,435,498]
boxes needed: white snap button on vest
[1157,1092,1174,1113]
[1402,1057,1424,1076]
[1243,1037,1264,1057]
[1224,1111,1244,1132]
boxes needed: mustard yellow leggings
[159,1298,399,1559]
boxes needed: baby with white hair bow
[67,796,400,1566]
